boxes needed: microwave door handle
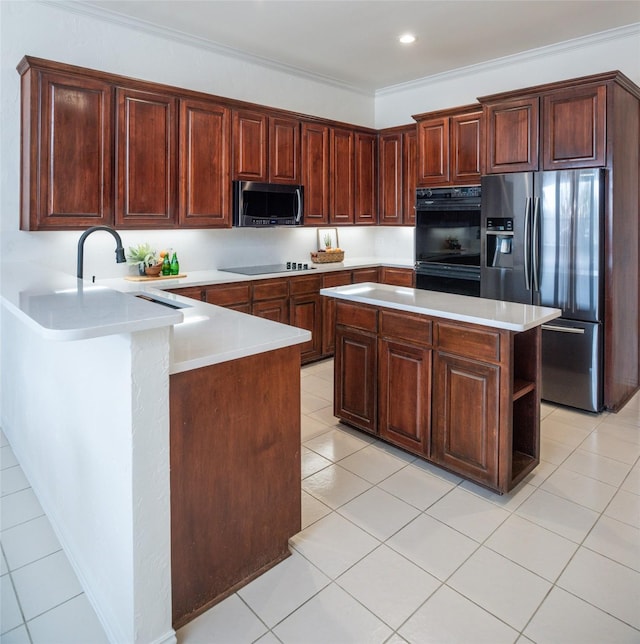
[295,188,302,223]
[524,197,532,290]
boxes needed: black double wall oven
[414,186,482,296]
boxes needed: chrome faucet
[77,226,126,279]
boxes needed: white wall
[1,308,174,644]
[375,24,640,127]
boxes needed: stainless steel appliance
[414,186,481,296]
[233,181,303,227]
[481,169,605,412]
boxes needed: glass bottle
[162,252,171,276]
[170,251,179,276]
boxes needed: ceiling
[78,0,640,92]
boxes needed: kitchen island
[0,262,310,643]
[320,283,561,494]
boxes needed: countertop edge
[320,284,562,332]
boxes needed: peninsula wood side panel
[170,346,301,628]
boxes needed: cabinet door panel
[179,99,231,227]
[28,71,113,230]
[432,352,499,486]
[115,88,177,227]
[402,128,418,225]
[379,132,403,225]
[301,122,330,225]
[269,117,300,183]
[485,98,539,173]
[417,118,449,186]
[330,128,354,223]
[290,294,322,363]
[542,85,606,169]
[451,111,482,184]
[354,132,377,224]
[335,327,377,434]
[252,298,289,324]
[233,109,268,181]
[379,339,431,455]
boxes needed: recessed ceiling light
[399,33,416,44]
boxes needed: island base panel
[170,345,301,628]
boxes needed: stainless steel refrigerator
[481,169,605,412]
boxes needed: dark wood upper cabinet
[378,131,403,225]
[484,97,540,173]
[378,125,417,226]
[232,110,300,184]
[301,122,331,225]
[232,109,268,181]
[20,68,114,230]
[269,116,300,183]
[354,131,377,225]
[178,98,231,228]
[414,106,481,187]
[330,127,355,224]
[542,84,607,169]
[403,128,418,225]
[416,117,449,186]
[483,81,607,173]
[450,110,482,183]
[115,87,177,227]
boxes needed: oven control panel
[416,186,481,200]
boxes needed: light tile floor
[1,358,639,643]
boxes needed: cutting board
[124,274,187,282]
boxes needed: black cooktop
[219,263,316,276]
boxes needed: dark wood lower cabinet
[334,326,377,434]
[432,352,500,487]
[290,293,323,363]
[379,338,431,456]
[170,345,301,628]
[332,300,541,494]
[252,298,289,323]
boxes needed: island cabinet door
[378,339,432,456]
[432,352,500,487]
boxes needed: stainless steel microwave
[233,181,303,227]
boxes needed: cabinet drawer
[336,302,377,332]
[380,310,432,346]
[322,270,352,288]
[167,286,204,301]
[205,283,251,306]
[352,268,379,283]
[437,322,501,363]
[289,274,322,295]
[252,279,288,301]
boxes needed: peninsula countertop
[0,262,311,373]
[320,282,561,331]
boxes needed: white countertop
[0,261,313,373]
[320,283,561,331]
[0,262,183,341]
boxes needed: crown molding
[43,1,374,97]
[376,22,640,97]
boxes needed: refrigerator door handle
[532,196,541,292]
[524,197,532,291]
[542,324,585,334]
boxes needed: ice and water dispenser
[485,218,514,268]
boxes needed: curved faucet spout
[77,226,126,279]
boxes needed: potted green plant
[126,243,161,276]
